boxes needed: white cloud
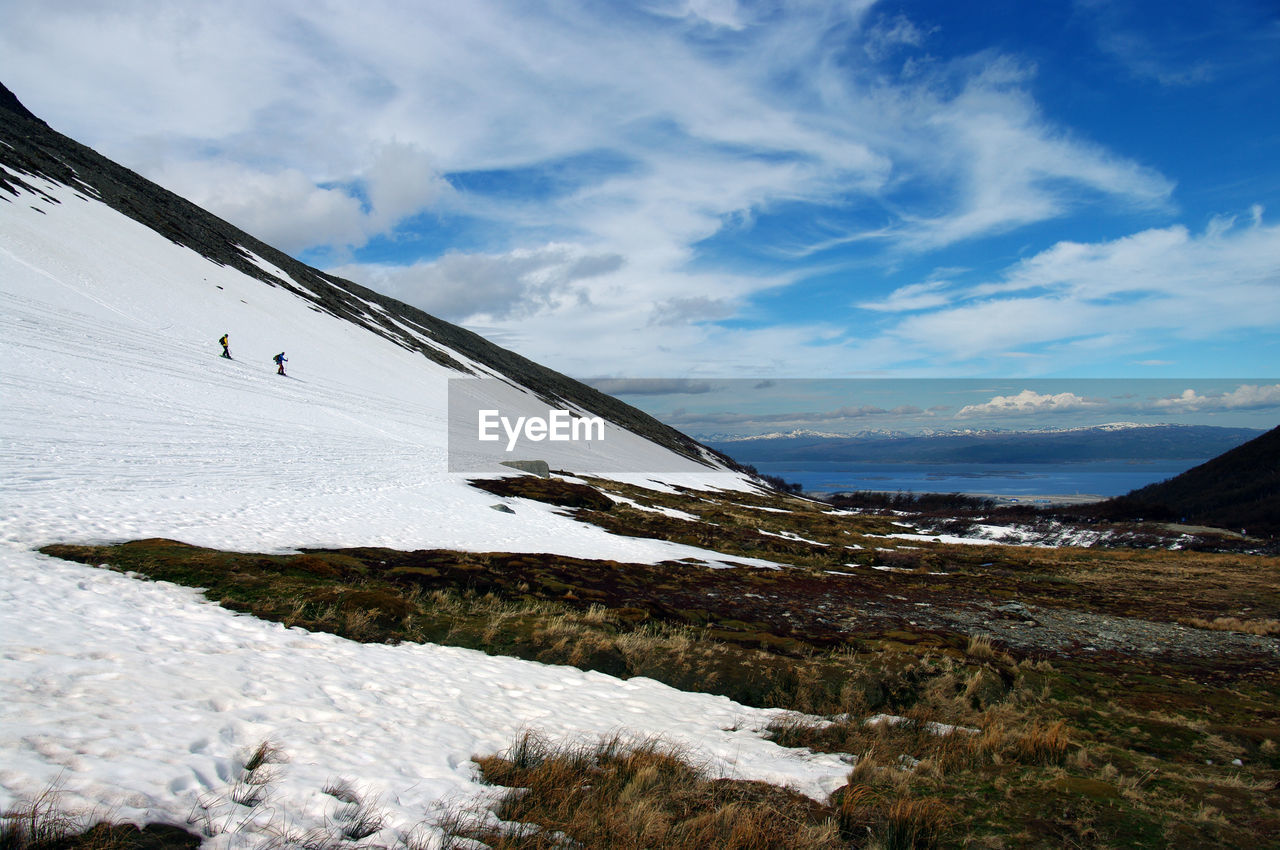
[150,143,450,255]
[866,213,1280,369]
[649,296,738,326]
[362,142,453,230]
[587,378,716,396]
[1080,2,1229,88]
[857,280,954,312]
[150,160,368,254]
[1153,384,1280,413]
[864,13,930,61]
[330,244,624,322]
[662,403,901,429]
[956,390,1101,418]
[644,0,751,30]
[890,60,1174,249]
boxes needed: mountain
[707,423,1263,465]
[1099,425,1280,535]
[0,82,725,471]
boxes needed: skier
[219,333,231,359]
[273,352,287,376]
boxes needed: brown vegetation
[36,476,1280,847]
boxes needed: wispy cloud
[857,280,954,312]
[863,212,1280,369]
[586,378,717,396]
[662,403,922,430]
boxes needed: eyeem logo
[448,378,700,474]
[478,409,605,451]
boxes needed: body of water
[750,459,1206,500]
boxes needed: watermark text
[478,409,606,451]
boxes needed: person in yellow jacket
[219,333,231,359]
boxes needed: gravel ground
[841,596,1280,661]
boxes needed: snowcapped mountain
[704,428,862,442]
[708,423,1262,465]
[701,423,1185,444]
[0,86,851,841]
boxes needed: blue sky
[3,0,1278,430]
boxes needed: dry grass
[1013,720,1071,765]
[436,731,844,849]
[965,633,996,660]
[0,788,87,850]
[1184,615,1280,636]
[833,782,949,849]
[34,485,1280,848]
[0,787,198,850]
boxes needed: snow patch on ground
[759,529,830,547]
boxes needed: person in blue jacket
[273,352,287,375]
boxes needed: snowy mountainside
[0,89,859,843]
[0,84,721,466]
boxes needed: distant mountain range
[705,423,1263,465]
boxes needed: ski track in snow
[0,174,849,844]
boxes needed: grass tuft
[0,787,84,850]
[1,787,200,850]
[1185,615,1280,636]
[442,732,843,849]
[965,633,996,660]
[1014,719,1071,765]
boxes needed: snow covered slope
[0,95,849,842]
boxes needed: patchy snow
[0,174,851,842]
[869,565,948,576]
[884,532,1008,545]
[733,503,790,513]
[605,493,702,522]
[798,712,979,737]
[864,714,980,736]
[758,528,830,547]
[892,522,1113,548]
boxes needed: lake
[748,458,1206,501]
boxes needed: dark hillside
[1098,424,1280,536]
